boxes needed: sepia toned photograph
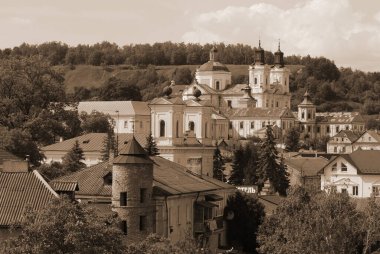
[0,0,380,253]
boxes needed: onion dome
[274,40,284,67]
[163,85,172,98]
[254,40,265,65]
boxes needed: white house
[320,150,380,198]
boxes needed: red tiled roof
[41,133,148,152]
[0,170,58,226]
[224,107,295,119]
[54,156,235,197]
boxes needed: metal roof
[78,101,150,116]
[198,60,230,72]
[50,181,79,192]
[0,170,58,226]
[114,137,152,164]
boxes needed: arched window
[189,121,195,131]
[254,77,257,85]
[216,81,220,90]
[159,120,165,137]
[205,123,208,138]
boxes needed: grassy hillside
[62,64,304,92]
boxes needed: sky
[1,0,380,71]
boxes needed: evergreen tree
[243,143,259,185]
[62,140,86,173]
[101,130,116,161]
[145,132,159,156]
[213,147,226,182]
[284,127,300,152]
[257,125,289,196]
[229,146,245,185]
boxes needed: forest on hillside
[0,41,379,115]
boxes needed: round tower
[112,137,153,242]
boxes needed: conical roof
[113,136,152,164]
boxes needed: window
[262,121,265,128]
[327,126,330,133]
[124,121,128,128]
[254,77,257,84]
[307,126,311,132]
[302,112,305,119]
[342,147,346,153]
[140,121,143,129]
[341,138,344,142]
[121,220,127,235]
[336,126,339,133]
[240,122,244,129]
[369,137,372,141]
[159,120,165,137]
[189,121,195,131]
[373,186,380,197]
[332,163,337,171]
[250,121,255,129]
[276,101,279,107]
[341,163,347,172]
[227,100,232,108]
[266,100,269,107]
[345,125,349,130]
[307,113,311,119]
[353,186,358,196]
[334,147,337,153]
[140,216,147,231]
[341,188,347,194]
[229,122,232,129]
[120,192,127,206]
[216,81,220,90]
[140,188,147,203]
[205,123,208,137]
[317,126,320,133]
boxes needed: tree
[362,198,380,254]
[258,187,363,254]
[229,146,245,185]
[225,191,265,253]
[125,233,197,254]
[213,147,226,182]
[62,140,86,173]
[284,127,300,152]
[0,198,125,254]
[101,128,116,161]
[171,67,192,84]
[37,161,66,180]
[98,77,142,101]
[80,110,113,134]
[256,125,289,196]
[144,132,159,156]
[0,128,44,166]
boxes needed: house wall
[114,115,150,134]
[321,157,380,198]
[195,71,231,91]
[43,151,101,166]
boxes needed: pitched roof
[0,170,58,226]
[316,112,365,124]
[0,149,22,166]
[220,84,247,95]
[331,130,361,142]
[41,133,148,153]
[356,130,380,143]
[78,101,150,116]
[322,150,380,175]
[224,107,295,119]
[50,181,79,192]
[53,156,234,197]
[198,60,230,72]
[285,157,328,176]
[149,96,185,105]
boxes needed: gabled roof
[0,170,59,226]
[224,107,295,119]
[198,60,230,72]
[149,96,185,105]
[78,101,150,116]
[322,150,380,175]
[41,133,148,153]
[355,130,380,143]
[331,130,361,142]
[220,84,247,95]
[185,99,212,107]
[285,157,328,176]
[53,156,234,197]
[182,83,219,96]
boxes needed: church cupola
[274,40,284,67]
[298,90,316,123]
[209,46,218,61]
[239,84,257,108]
[254,40,265,65]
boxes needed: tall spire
[278,39,281,51]
[274,39,284,67]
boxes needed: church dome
[198,61,230,72]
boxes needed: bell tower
[298,91,316,137]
